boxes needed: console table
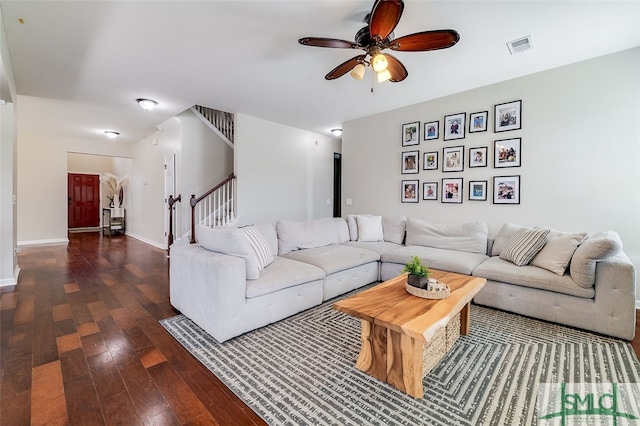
[102,208,126,236]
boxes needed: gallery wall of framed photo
[401,99,522,204]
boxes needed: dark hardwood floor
[1,232,639,425]
[1,232,266,425]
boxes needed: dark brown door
[68,173,100,228]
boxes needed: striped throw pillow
[499,228,550,266]
[239,225,274,271]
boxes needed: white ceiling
[1,1,639,143]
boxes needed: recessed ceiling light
[104,131,120,139]
[136,98,158,111]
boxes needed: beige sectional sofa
[169,215,636,343]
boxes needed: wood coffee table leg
[386,330,424,399]
[355,320,387,382]
[460,302,471,335]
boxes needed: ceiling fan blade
[369,0,404,41]
[298,37,362,49]
[325,55,366,80]
[390,30,460,52]
[384,53,408,82]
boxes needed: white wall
[16,96,132,245]
[177,110,234,237]
[0,102,17,286]
[235,114,341,225]
[343,47,640,303]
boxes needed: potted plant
[403,256,431,289]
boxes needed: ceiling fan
[298,0,459,83]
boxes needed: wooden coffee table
[333,270,486,398]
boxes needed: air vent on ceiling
[507,35,533,55]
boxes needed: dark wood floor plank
[64,375,105,425]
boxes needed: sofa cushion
[245,257,325,299]
[342,240,402,256]
[499,228,550,266]
[276,218,349,255]
[239,225,274,270]
[491,223,525,256]
[382,216,407,244]
[405,218,488,255]
[472,257,595,299]
[570,231,623,288]
[381,245,488,276]
[531,230,587,275]
[357,215,384,242]
[283,245,379,275]
[197,225,262,280]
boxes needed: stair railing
[167,194,181,251]
[190,173,236,243]
[192,105,234,146]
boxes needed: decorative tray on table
[406,278,450,299]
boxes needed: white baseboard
[125,232,166,250]
[17,238,69,246]
[0,265,20,288]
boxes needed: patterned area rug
[161,289,640,425]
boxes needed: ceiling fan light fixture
[377,69,392,83]
[136,98,158,111]
[350,63,366,80]
[104,131,120,139]
[371,53,388,72]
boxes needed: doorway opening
[333,153,341,218]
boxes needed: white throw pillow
[531,230,587,275]
[500,228,550,267]
[239,225,274,271]
[356,215,384,242]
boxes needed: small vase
[407,274,428,289]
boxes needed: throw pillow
[197,225,261,279]
[531,230,587,275]
[499,228,550,266]
[570,231,622,288]
[239,225,274,271]
[491,223,525,256]
[382,216,407,244]
[356,215,384,242]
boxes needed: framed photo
[469,146,488,168]
[402,150,419,174]
[402,180,419,203]
[424,120,439,140]
[469,180,488,201]
[494,100,522,132]
[442,178,463,203]
[494,138,521,168]
[442,146,464,172]
[444,113,466,140]
[423,182,438,200]
[469,111,488,133]
[493,175,520,204]
[423,151,438,170]
[402,121,420,146]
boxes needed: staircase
[191,105,234,148]
[190,173,237,243]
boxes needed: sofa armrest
[593,252,636,339]
[169,243,247,340]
